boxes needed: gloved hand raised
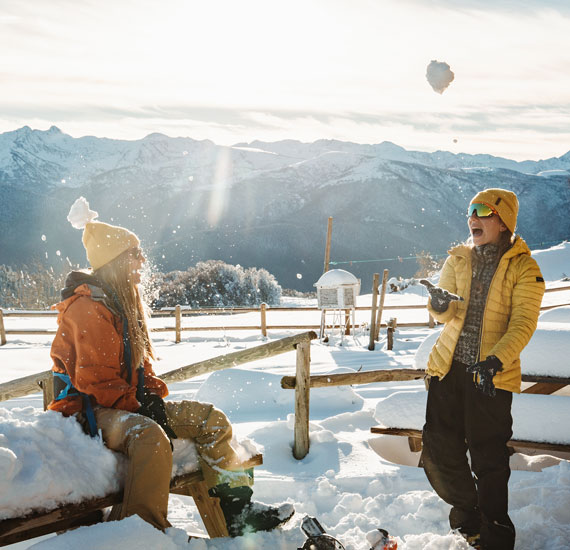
[420,279,464,313]
[137,392,178,442]
[466,355,503,397]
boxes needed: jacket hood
[61,270,101,300]
[56,270,121,316]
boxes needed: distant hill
[1,126,569,290]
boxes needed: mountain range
[1,126,569,290]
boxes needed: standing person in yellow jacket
[49,197,294,537]
[420,188,545,550]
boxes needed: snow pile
[195,369,364,421]
[0,408,120,520]
[425,60,455,94]
[532,241,570,281]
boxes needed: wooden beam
[281,368,426,389]
[370,427,570,454]
[323,217,333,274]
[175,304,181,343]
[260,303,267,337]
[368,273,380,351]
[0,309,6,346]
[522,382,566,395]
[293,342,311,460]
[160,331,318,384]
[0,371,52,402]
[374,270,389,341]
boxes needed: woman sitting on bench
[48,197,294,537]
[420,188,544,550]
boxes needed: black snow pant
[421,360,515,550]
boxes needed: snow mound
[532,241,570,281]
[539,306,570,323]
[0,407,120,520]
[195,368,364,421]
[373,389,570,445]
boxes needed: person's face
[127,247,145,284]
[468,207,507,246]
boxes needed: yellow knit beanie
[469,188,518,234]
[67,197,140,270]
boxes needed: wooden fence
[1,285,569,346]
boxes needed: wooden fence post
[175,305,181,344]
[293,341,311,460]
[368,273,380,351]
[323,217,333,274]
[0,309,6,346]
[374,269,389,341]
[387,318,397,350]
[260,303,267,337]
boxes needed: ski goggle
[467,202,498,218]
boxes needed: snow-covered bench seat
[371,390,570,455]
[0,407,262,546]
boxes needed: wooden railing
[1,285,569,345]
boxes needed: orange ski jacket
[48,283,168,416]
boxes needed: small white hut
[314,269,360,341]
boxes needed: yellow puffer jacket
[427,236,545,393]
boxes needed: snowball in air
[426,60,455,94]
[296,273,303,279]
[67,197,98,229]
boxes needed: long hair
[94,249,154,371]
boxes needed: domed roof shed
[315,269,359,288]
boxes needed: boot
[209,484,295,537]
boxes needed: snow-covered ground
[1,242,570,550]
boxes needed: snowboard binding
[298,516,397,550]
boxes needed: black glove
[466,355,503,397]
[420,279,464,313]
[137,392,178,442]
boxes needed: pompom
[67,197,98,230]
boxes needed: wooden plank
[281,369,570,391]
[523,382,567,395]
[281,368,426,389]
[0,371,52,402]
[40,376,54,411]
[187,481,229,538]
[370,427,570,454]
[293,342,311,460]
[160,331,318,384]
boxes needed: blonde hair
[94,248,154,372]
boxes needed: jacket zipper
[476,254,505,362]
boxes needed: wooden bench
[0,375,264,547]
[370,390,570,457]
[0,451,262,547]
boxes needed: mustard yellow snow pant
[95,401,251,531]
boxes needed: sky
[1,0,570,161]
